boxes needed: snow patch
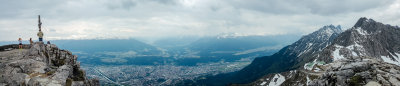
[268,74,285,86]
[307,43,313,48]
[345,43,364,56]
[314,67,321,72]
[332,45,345,61]
[260,81,267,86]
[351,52,358,56]
[381,53,400,66]
[395,53,400,58]
[306,76,310,86]
[356,27,369,35]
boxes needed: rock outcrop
[309,56,400,86]
[249,56,400,86]
[0,42,99,86]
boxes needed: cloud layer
[0,0,399,41]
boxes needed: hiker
[37,15,44,42]
[29,38,34,45]
[37,30,43,41]
[18,38,22,49]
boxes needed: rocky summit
[309,56,400,86]
[0,42,99,86]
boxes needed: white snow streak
[260,81,267,86]
[356,27,369,35]
[381,53,400,66]
[306,76,310,86]
[268,74,285,86]
[332,45,345,61]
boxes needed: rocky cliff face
[249,56,400,86]
[309,17,400,86]
[317,17,400,64]
[0,42,99,86]
[309,56,400,86]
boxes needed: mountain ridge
[317,17,400,64]
[248,17,400,86]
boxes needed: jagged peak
[353,17,376,27]
[297,24,342,43]
[313,24,343,36]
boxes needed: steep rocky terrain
[249,56,400,86]
[309,56,400,86]
[0,42,99,86]
[317,17,400,64]
[246,18,400,86]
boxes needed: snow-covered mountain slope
[317,17,400,65]
[289,25,343,68]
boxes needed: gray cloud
[0,0,399,42]
[106,0,137,10]
[228,0,394,15]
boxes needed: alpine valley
[22,34,299,85]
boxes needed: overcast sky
[0,0,399,42]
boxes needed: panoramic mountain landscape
[1,0,400,86]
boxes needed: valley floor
[81,61,251,85]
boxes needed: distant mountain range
[174,34,299,65]
[0,33,299,66]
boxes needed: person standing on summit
[37,15,44,42]
[18,38,22,49]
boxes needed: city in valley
[82,61,251,85]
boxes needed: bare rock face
[317,17,400,64]
[309,56,400,86]
[247,56,400,86]
[0,42,99,86]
